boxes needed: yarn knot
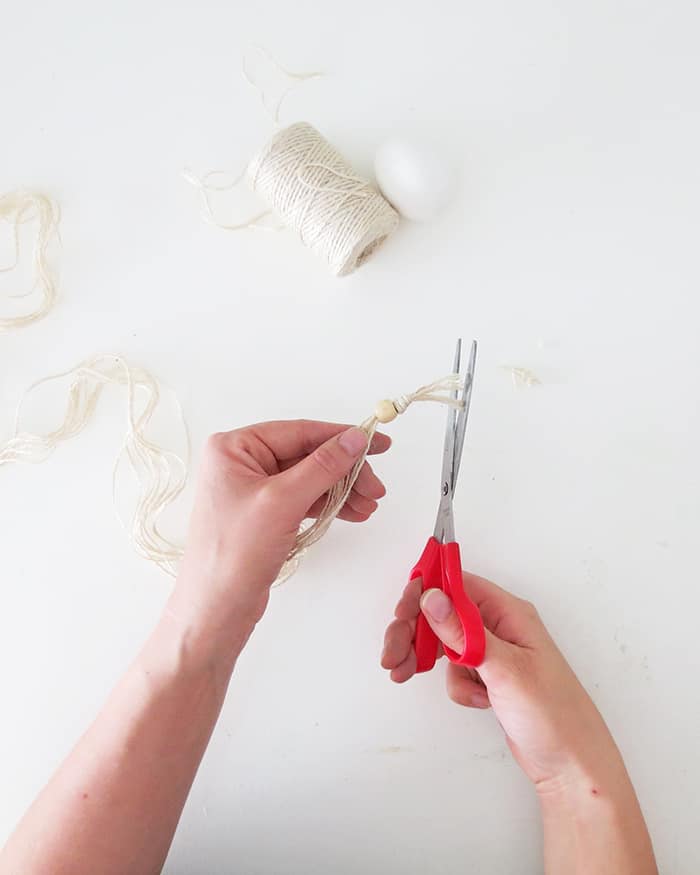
[392,394,411,415]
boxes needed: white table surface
[2,2,699,872]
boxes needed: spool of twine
[247,122,399,276]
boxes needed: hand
[381,573,619,790]
[175,420,390,637]
[0,422,391,875]
[382,575,658,872]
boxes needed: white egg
[373,137,456,221]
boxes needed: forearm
[1,585,254,875]
[539,755,657,875]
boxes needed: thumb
[420,588,515,675]
[278,426,369,516]
[420,588,466,654]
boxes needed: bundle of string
[0,190,60,331]
[276,373,464,583]
[0,356,189,576]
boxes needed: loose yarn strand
[502,365,542,388]
[183,48,321,231]
[0,190,60,331]
[0,356,189,576]
[182,168,280,232]
[275,373,464,583]
[111,360,190,576]
[242,45,322,125]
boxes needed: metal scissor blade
[433,339,462,542]
[451,339,476,495]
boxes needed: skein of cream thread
[0,355,189,576]
[0,190,60,331]
[247,122,399,276]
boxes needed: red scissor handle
[411,537,486,673]
[412,537,442,672]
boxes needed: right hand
[381,573,619,791]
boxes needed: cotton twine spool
[247,122,399,276]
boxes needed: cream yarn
[1,189,190,574]
[241,45,322,125]
[0,190,60,331]
[186,123,400,276]
[248,122,399,275]
[0,356,189,577]
[185,48,399,274]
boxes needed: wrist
[536,731,631,807]
[538,757,631,816]
[537,754,657,875]
[163,572,268,673]
[537,743,645,849]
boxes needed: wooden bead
[375,399,398,423]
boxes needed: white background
[1,1,699,872]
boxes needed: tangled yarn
[0,190,60,331]
[0,356,189,576]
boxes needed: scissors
[411,339,486,672]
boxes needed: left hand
[174,420,390,637]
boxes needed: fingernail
[471,691,490,709]
[420,588,452,623]
[370,433,391,452]
[339,427,369,457]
